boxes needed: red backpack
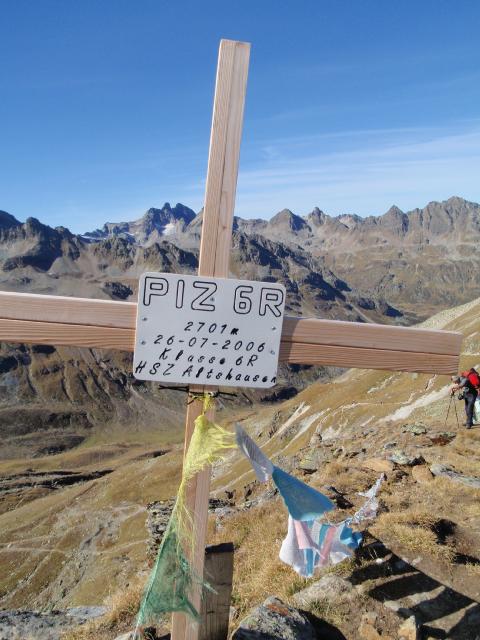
[467,369,480,389]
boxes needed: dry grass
[371,509,455,564]
[465,562,480,576]
[209,498,358,625]
[424,477,480,515]
[210,500,295,620]
[103,574,148,628]
[61,574,150,640]
[0,443,186,610]
[309,598,349,628]
[384,475,480,527]
[314,463,373,497]
[61,619,105,640]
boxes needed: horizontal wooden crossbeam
[279,342,457,374]
[0,291,136,328]
[0,291,462,374]
[0,318,133,350]
[281,316,460,355]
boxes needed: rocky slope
[206,296,480,639]
[1,197,480,638]
[0,204,406,459]
[2,196,479,459]
[236,196,480,320]
[83,195,480,321]
[0,297,479,640]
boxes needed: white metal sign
[133,273,285,388]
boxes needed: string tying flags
[235,424,384,577]
[134,395,235,635]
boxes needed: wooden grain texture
[170,396,212,640]
[199,543,234,640]
[0,291,136,328]
[280,341,459,374]
[0,318,460,374]
[0,318,136,350]
[198,39,250,278]
[0,291,462,358]
[282,315,462,356]
[171,39,250,640]
[184,418,214,640]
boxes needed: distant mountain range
[1,199,416,323]
[1,195,480,458]
[81,195,480,321]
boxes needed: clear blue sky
[1,0,479,232]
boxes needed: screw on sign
[0,39,463,640]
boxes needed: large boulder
[232,596,315,640]
[401,423,427,435]
[411,465,433,484]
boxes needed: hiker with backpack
[450,368,480,429]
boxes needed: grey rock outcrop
[232,596,316,640]
[146,499,175,563]
[388,450,423,466]
[401,423,427,435]
[0,607,107,640]
[297,449,329,473]
[430,463,480,488]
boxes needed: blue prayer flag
[272,466,334,520]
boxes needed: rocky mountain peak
[444,195,476,209]
[143,202,195,227]
[269,208,308,231]
[384,205,404,218]
[171,202,196,224]
[21,217,75,243]
[0,211,20,231]
[380,205,409,235]
[424,196,480,219]
[84,202,197,243]
[398,197,480,238]
[336,213,362,228]
[307,207,328,225]
[24,217,44,234]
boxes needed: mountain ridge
[78,195,478,244]
[3,195,478,253]
[1,195,479,459]
[3,195,480,323]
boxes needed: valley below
[1,197,480,639]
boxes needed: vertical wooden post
[199,543,235,640]
[170,39,250,640]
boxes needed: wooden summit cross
[0,40,462,640]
